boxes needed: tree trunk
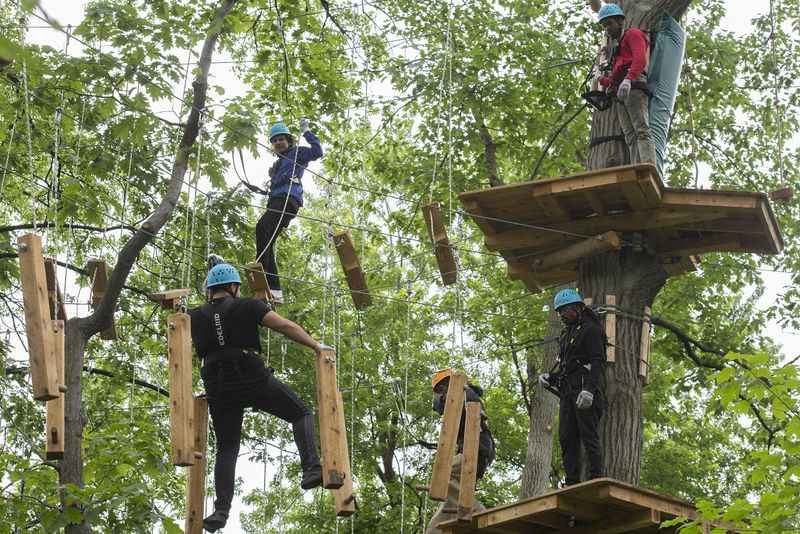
[520,305,561,497]
[60,2,239,531]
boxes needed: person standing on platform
[188,262,327,532]
[255,119,323,304]
[539,289,606,486]
[426,369,496,534]
[597,4,658,165]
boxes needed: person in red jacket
[597,4,657,166]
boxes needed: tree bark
[60,2,239,531]
[520,305,561,497]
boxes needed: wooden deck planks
[459,164,783,293]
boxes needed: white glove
[576,390,594,410]
[538,373,550,387]
[616,79,631,101]
[299,118,310,134]
[316,343,335,354]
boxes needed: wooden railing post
[45,320,65,459]
[185,396,209,534]
[168,312,195,466]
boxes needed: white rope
[183,118,205,287]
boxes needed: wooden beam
[661,190,759,210]
[333,231,372,310]
[87,259,117,340]
[461,200,499,237]
[605,294,616,363]
[532,187,570,220]
[423,203,458,286]
[185,396,209,534]
[333,391,356,516]
[583,191,607,216]
[476,495,560,528]
[549,508,661,534]
[640,306,651,382]
[655,235,742,256]
[168,313,195,466]
[45,320,65,459]
[18,234,59,401]
[149,288,192,310]
[530,231,621,271]
[430,372,467,501]
[601,483,697,519]
[243,263,274,302]
[660,255,700,277]
[314,347,347,489]
[759,200,784,254]
[555,495,607,521]
[457,401,481,518]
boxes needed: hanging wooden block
[422,203,458,286]
[45,320,65,459]
[149,288,191,310]
[605,294,616,363]
[185,396,209,534]
[17,234,59,401]
[333,391,356,517]
[333,231,371,310]
[457,401,481,518]
[639,306,652,381]
[168,312,195,466]
[86,259,116,340]
[243,263,274,302]
[43,258,67,321]
[314,347,349,489]
[429,371,467,502]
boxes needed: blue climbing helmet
[205,263,241,289]
[598,3,625,22]
[554,288,583,310]
[269,122,292,142]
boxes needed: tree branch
[4,366,168,397]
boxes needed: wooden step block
[43,258,67,320]
[457,401,482,518]
[333,231,371,310]
[243,263,274,302]
[149,288,191,310]
[422,203,458,286]
[333,391,356,516]
[86,259,117,340]
[430,371,467,501]
[45,320,65,459]
[314,348,349,489]
[168,313,195,466]
[17,234,59,401]
[185,396,209,533]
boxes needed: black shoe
[203,510,228,532]
[301,465,323,490]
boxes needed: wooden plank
[430,372,467,501]
[618,169,650,211]
[549,508,661,534]
[605,294,616,363]
[759,200,784,254]
[333,231,372,310]
[476,495,560,528]
[18,234,59,401]
[640,306,651,381]
[659,255,700,277]
[543,169,629,196]
[423,203,458,286]
[532,187,570,220]
[43,259,67,320]
[635,166,664,206]
[555,495,607,521]
[168,313,195,466]
[461,200,499,237]
[185,396,209,534]
[654,235,742,256]
[87,259,116,340]
[583,191,608,216]
[149,288,191,310]
[45,320,65,459]
[531,231,621,271]
[661,190,759,210]
[457,401,481,517]
[602,483,697,519]
[314,347,347,489]
[333,391,356,516]
[243,263,274,302]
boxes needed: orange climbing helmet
[431,368,453,390]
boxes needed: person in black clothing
[189,262,327,532]
[540,288,605,486]
[426,369,496,534]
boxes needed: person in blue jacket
[256,119,323,303]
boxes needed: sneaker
[301,465,323,490]
[203,510,228,532]
[271,289,284,304]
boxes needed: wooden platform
[438,478,706,534]
[459,164,784,291]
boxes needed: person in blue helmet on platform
[539,288,606,486]
[189,262,328,532]
[255,119,323,303]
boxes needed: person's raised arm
[297,118,323,162]
[262,309,322,355]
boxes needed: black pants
[201,355,318,513]
[255,195,299,291]
[559,386,604,485]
